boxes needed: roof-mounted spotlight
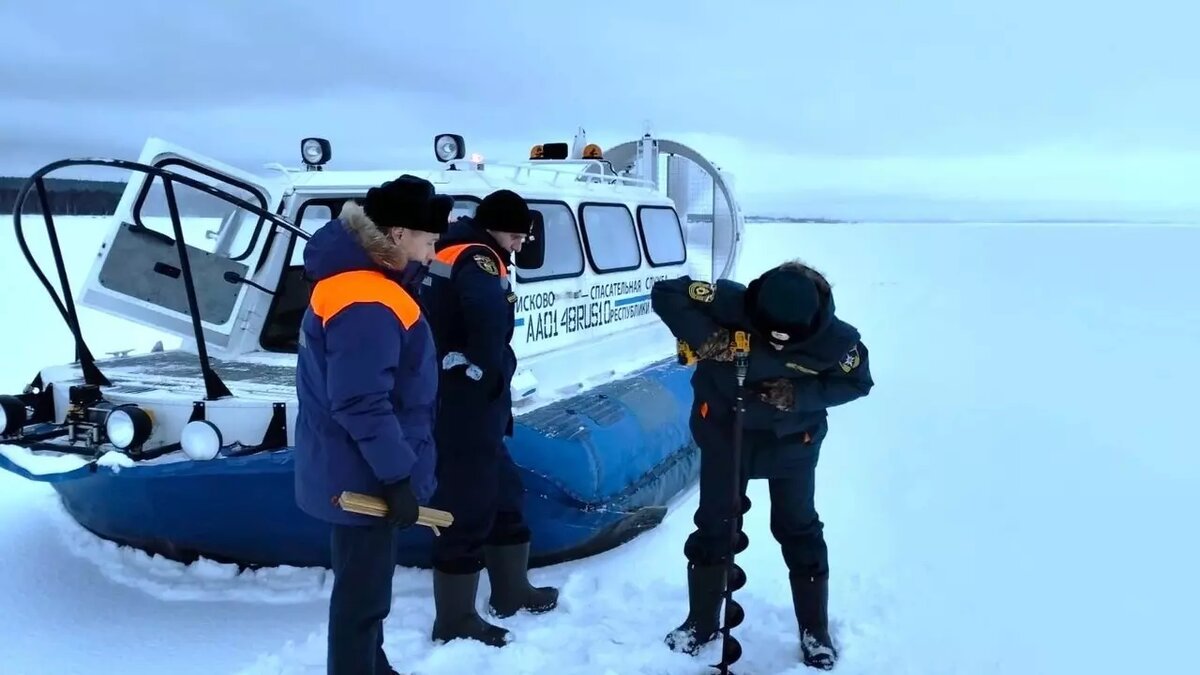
[541,142,569,160]
[301,137,332,171]
[435,134,466,162]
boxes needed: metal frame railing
[11,158,310,400]
[440,157,659,190]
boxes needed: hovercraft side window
[259,198,347,353]
[637,206,687,267]
[578,202,641,274]
[517,201,585,283]
[450,197,479,221]
[287,203,338,265]
[452,197,583,284]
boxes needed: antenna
[570,127,588,159]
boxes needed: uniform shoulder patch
[839,345,862,373]
[473,254,499,276]
[688,281,715,303]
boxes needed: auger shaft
[714,331,751,674]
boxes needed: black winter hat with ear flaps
[744,265,821,342]
[362,174,449,234]
[473,189,532,234]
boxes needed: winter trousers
[327,522,398,675]
[683,405,830,579]
[429,439,531,574]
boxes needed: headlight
[104,405,153,450]
[434,133,465,162]
[0,395,26,435]
[181,420,222,460]
[300,137,331,167]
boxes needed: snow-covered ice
[0,444,91,476]
[2,216,1198,674]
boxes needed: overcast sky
[2,0,1197,218]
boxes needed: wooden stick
[337,491,454,535]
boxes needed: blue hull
[0,358,699,569]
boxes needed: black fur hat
[474,189,532,234]
[363,174,448,234]
[427,194,454,231]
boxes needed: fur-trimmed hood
[301,201,410,286]
[337,200,403,270]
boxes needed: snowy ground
[2,216,1198,674]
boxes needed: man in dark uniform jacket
[420,189,558,647]
[651,260,874,670]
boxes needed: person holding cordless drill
[651,260,874,670]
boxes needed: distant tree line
[0,177,126,215]
[0,176,231,218]
[690,213,850,224]
[2,176,852,223]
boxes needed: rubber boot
[664,563,727,655]
[483,542,559,618]
[431,570,511,647]
[790,572,837,670]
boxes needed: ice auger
[712,330,751,674]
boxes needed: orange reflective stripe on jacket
[309,269,421,329]
[433,243,508,277]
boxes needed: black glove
[380,478,419,529]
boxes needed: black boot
[664,563,727,655]
[483,542,559,618]
[431,570,511,647]
[790,573,837,670]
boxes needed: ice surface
[2,217,1199,675]
[56,507,333,604]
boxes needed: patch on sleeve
[474,254,499,276]
[785,361,819,375]
[688,281,715,303]
[839,345,862,373]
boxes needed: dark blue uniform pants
[684,407,830,579]
[328,522,397,675]
[430,440,531,574]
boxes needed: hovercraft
[0,128,744,568]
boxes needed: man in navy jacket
[421,189,558,647]
[294,175,448,675]
[652,260,873,670]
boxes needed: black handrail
[11,157,311,399]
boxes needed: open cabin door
[78,138,290,352]
[598,138,744,282]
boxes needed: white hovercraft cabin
[0,127,744,569]
[0,128,743,465]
